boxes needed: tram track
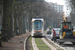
[41,38,56,50]
[26,34,65,50]
[32,37,39,50]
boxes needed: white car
[50,28,60,41]
[73,26,75,31]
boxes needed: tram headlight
[34,30,36,33]
[40,30,42,32]
[34,30,42,33]
[38,30,42,33]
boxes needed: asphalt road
[45,34,75,50]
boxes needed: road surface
[45,34,75,50]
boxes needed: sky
[45,0,68,14]
[45,0,65,5]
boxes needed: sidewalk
[0,33,30,50]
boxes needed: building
[48,2,63,28]
[49,2,63,13]
[71,11,75,26]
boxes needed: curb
[41,38,56,50]
[32,37,39,50]
[46,37,66,50]
[24,34,31,50]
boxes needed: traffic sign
[59,23,60,25]
[49,26,51,28]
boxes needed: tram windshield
[34,20,42,30]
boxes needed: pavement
[0,33,30,50]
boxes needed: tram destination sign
[35,20,42,22]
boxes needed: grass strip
[35,38,51,50]
[29,37,33,50]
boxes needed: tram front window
[34,22,42,30]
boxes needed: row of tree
[0,0,63,47]
[0,0,29,47]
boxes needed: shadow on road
[33,36,45,38]
[61,43,74,47]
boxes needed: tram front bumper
[34,32,42,36]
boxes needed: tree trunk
[23,12,26,33]
[0,39,2,47]
[9,0,13,38]
[0,32,2,47]
[14,16,17,36]
[1,0,9,42]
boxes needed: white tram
[31,18,44,36]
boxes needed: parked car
[50,28,60,41]
[46,28,51,34]
[47,31,51,34]
[73,26,75,31]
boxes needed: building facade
[48,2,63,28]
[50,2,63,13]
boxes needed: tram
[31,18,44,36]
